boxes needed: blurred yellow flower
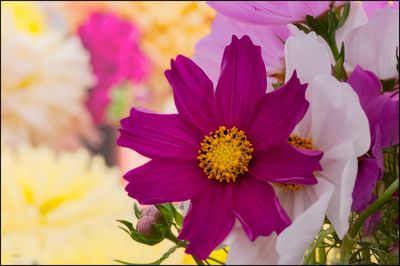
[1,145,187,264]
[1,1,46,34]
[1,3,99,150]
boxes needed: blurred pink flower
[361,1,399,19]
[208,1,342,25]
[193,14,289,86]
[78,12,151,124]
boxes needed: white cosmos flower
[226,31,370,265]
[1,8,99,150]
[287,2,398,80]
[344,6,399,79]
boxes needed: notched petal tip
[285,69,308,90]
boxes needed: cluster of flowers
[1,2,214,264]
[117,1,399,265]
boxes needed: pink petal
[165,55,219,135]
[250,143,322,184]
[124,159,208,204]
[178,184,235,260]
[232,177,291,240]
[118,108,200,159]
[247,71,309,151]
[208,1,293,25]
[209,1,335,25]
[215,35,267,130]
[348,65,399,147]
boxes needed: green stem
[192,256,205,265]
[318,244,326,265]
[324,33,339,60]
[340,235,352,264]
[308,251,316,265]
[115,242,186,265]
[340,178,399,264]
[165,230,180,244]
[349,178,399,238]
[361,248,371,263]
[207,257,225,265]
[303,227,334,265]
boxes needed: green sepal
[155,204,174,226]
[293,23,311,34]
[333,42,347,81]
[133,203,141,220]
[169,203,183,228]
[117,219,134,232]
[306,15,327,35]
[338,2,351,28]
[116,219,165,246]
[327,10,339,34]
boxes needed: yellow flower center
[276,134,315,191]
[198,126,253,183]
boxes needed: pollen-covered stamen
[288,135,314,150]
[276,183,304,191]
[198,126,253,183]
[276,134,315,191]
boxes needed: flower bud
[136,206,163,237]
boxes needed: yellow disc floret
[288,135,314,150]
[276,134,315,191]
[198,126,253,183]
[276,183,305,191]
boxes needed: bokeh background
[0,1,227,264]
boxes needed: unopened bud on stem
[136,206,163,237]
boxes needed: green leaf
[327,10,339,33]
[133,203,141,219]
[293,23,311,34]
[155,204,174,226]
[153,224,171,237]
[333,42,347,81]
[169,203,183,227]
[130,228,165,246]
[117,219,134,232]
[118,226,131,236]
[338,2,351,28]
[306,15,327,35]
[117,219,165,246]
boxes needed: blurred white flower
[1,5,99,150]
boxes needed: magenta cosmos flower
[78,12,151,124]
[349,65,399,212]
[208,1,343,25]
[118,36,322,259]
